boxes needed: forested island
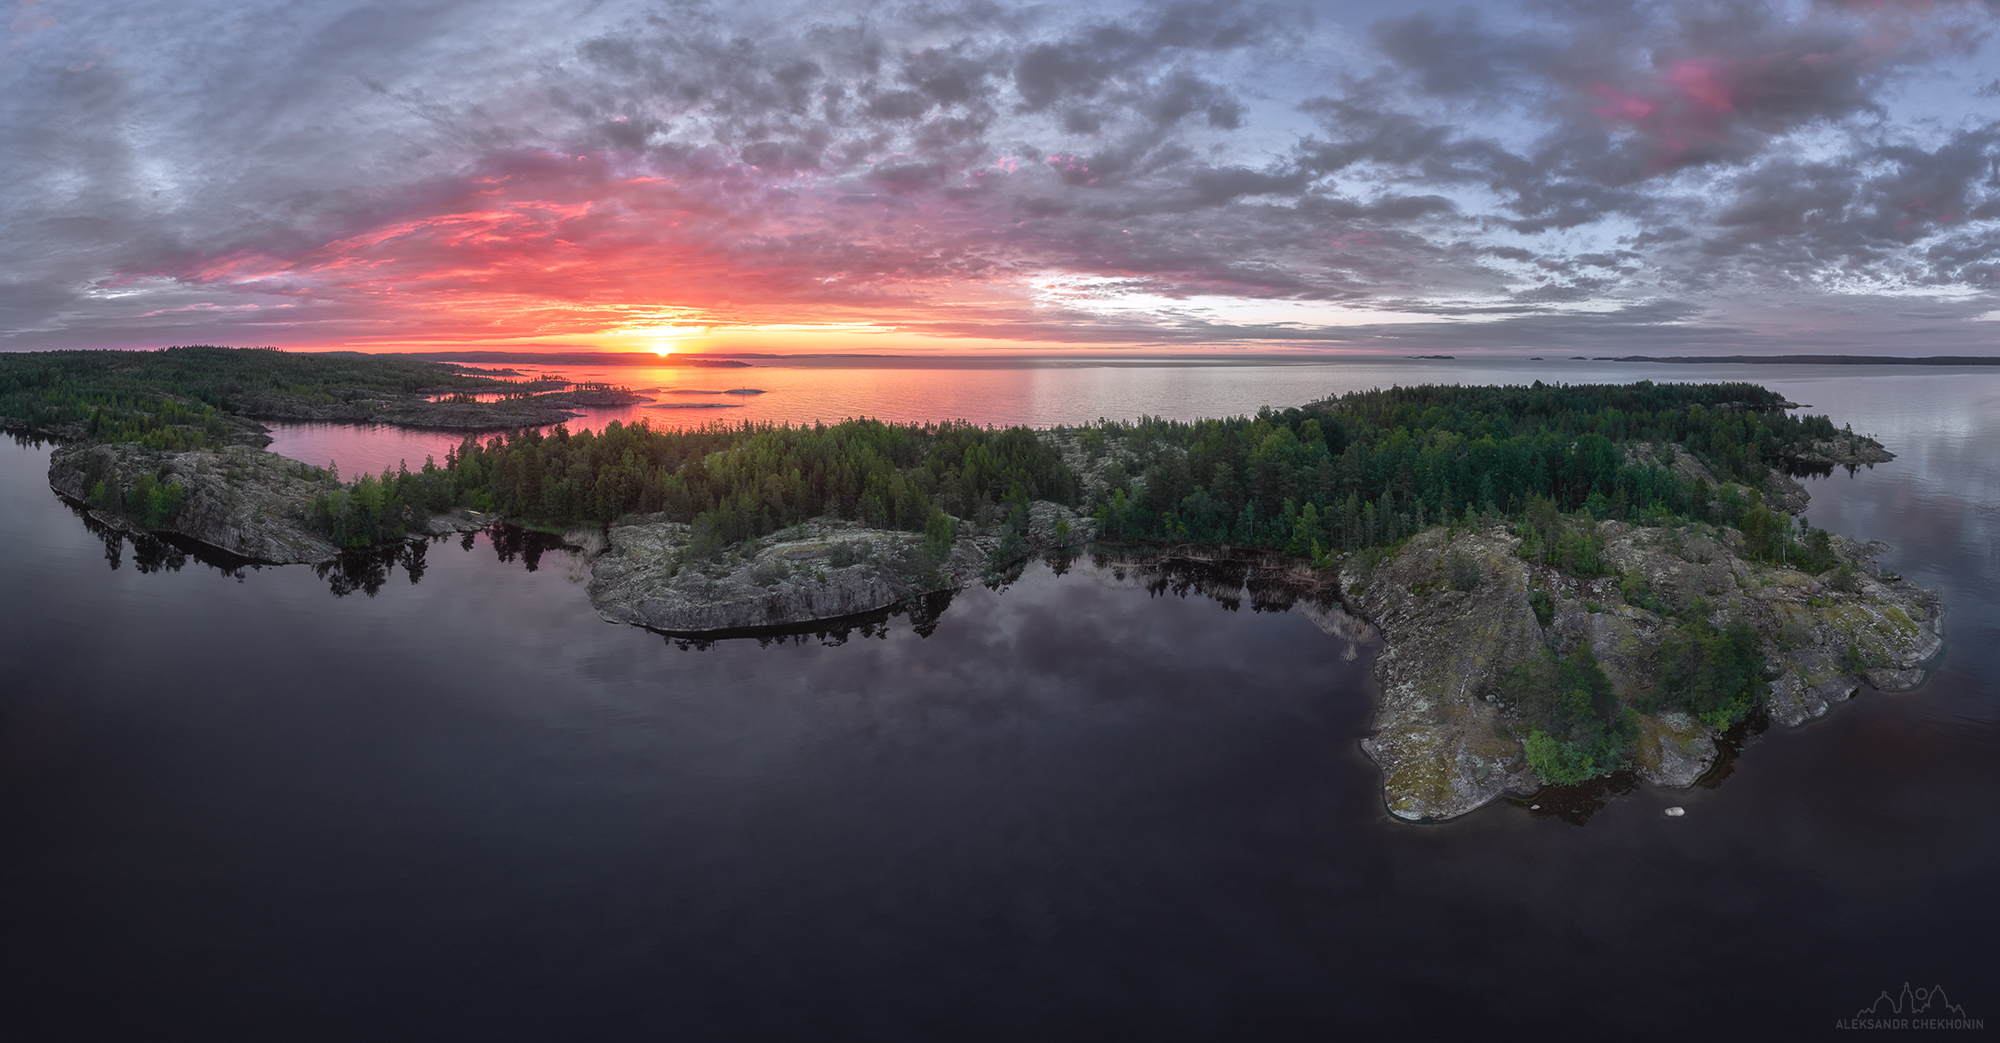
[4,347,1943,821]
[0,345,647,443]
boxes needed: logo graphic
[1836,983,1985,1031]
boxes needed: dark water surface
[4,363,1998,1040]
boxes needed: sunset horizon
[9,0,2000,358]
[3,2,1997,1037]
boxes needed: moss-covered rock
[1342,516,1941,821]
[48,442,343,563]
[1342,528,1544,821]
[586,502,1096,635]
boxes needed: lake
[2,359,1995,1039]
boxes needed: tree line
[309,417,1078,556]
[0,345,509,450]
[304,380,1865,574]
[1081,380,1854,561]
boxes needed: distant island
[1608,354,2000,366]
[381,350,752,368]
[3,347,1944,822]
[0,345,662,441]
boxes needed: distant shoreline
[118,347,2000,368]
[379,351,752,368]
[1606,354,2000,366]
[363,350,2000,367]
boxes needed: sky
[5,0,2000,356]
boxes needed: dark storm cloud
[3,0,1999,351]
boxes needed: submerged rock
[1341,517,1942,822]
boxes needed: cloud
[1,0,1998,353]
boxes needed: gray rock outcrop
[586,502,1096,634]
[1340,518,1942,822]
[49,442,343,564]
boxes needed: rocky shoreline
[46,442,490,565]
[586,501,1096,634]
[1337,516,1942,822]
[46,432,1944,828]
[46,440,1103,635]
[49,442,345,564]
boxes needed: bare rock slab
[587,502,1094,635]
[1340,517,1942,822]
[49,442,342,564]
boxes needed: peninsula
[0,344,644,443]
[6,348,1944,821]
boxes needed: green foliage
[1447,549,1482,592]
[139,476,188,528]
[1841,642,1871,675]
[1516,495,1610,577]
[1708,489,1844,574]
[1799,528,1837,575]
[13,356,1882,586]
[0,345,511,449]
[1500,644,1637,785]
[67,450,193,529]
[1648,617,1768,730]
[1524,730,1602,787]
[1061,380,1856,556]
[310,458,455,548]
[1619,571,1667,614]
[1527,588,1555,629]
[307,416,1077,548]
[921,508,960,585]
[1077,428,1107,461]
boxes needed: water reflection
[310,541,429,598]
[1089,546,1338,614]
[650,588,961,651]
[5,396,1998,1036]
[64,494,466,599]
[52,472,1380,659]
[487,524,571,572]
[66,498,267,580]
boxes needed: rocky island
[1342,515,1940,821]
[47,441,347,563]
[6,347,1950,824]
[588,501,1094,635]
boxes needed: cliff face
[586,502,1097,635]
[49,442,343,564]
[1341,519,1942,822]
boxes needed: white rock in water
[1664,806,1686,817]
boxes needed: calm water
[266,356,1954,476]
[4,362,1997,1039]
